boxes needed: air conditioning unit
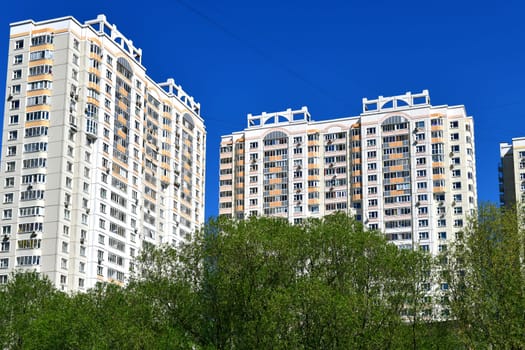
[80,238,85,245]
[86,208,90,214]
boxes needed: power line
[171,0,344,104]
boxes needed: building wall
[0,15,206,290]
[499,137,525,207]
[219,91,477,255]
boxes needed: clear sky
[1,0,524,219]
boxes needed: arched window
[116,57,133,80]
[382,115,409,132]
[263,131,288,146]
[182,113,194,131]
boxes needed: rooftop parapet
[247,106,310,128]
[158,78,201,116]
[85,14,143,64]
[362,90,430,114]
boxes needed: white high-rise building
[219,90,477,255]
[0,15,206,291]
[499,137,525,207]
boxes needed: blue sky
[1,0,524,218]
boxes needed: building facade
[499,137,525,207]
[219,90,477,255]
[0,15,206,291]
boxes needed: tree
[0,272,66,350]
[133,213,433,349]
[442,204,525,348]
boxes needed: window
[8,131,18,141]
[12,70,22,80]
[5,178,15,188]
[4,194,13,204]
[0,258,8,269]
[7,146,16,156]
[454,219,464,227]
[27,95,51,106]
[15,40,24,50]
[366,127,376,135]
[0,241,10,252]
[2,209,12,220]
[13,54,23,64]
[450,121,459,128]
[9,115,19,124]
[29,50,53,61]
[5,162,15,172]
[31,34,53,46]
[10,100,20,110]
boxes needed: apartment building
[219,90,477,255]
[499,137,525,207]
[0,15,206,291]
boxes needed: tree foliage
[442,203,525,349]
[0,209,522,349]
